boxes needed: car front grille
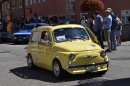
[15,35,26,38]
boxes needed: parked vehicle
[12,23,48,44]
[0,32,8,42]
[26,24,109,79]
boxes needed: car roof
[32,24,85,31]
[25,23,48,25]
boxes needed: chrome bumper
[66,61,109,68]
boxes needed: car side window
[40,31,52,43]
[31,31,41,43]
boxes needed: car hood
[53,41,102,52]
[13,30,31,35]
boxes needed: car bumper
[66,61,109,68]
[13,38,30,42]
[65,61,109,74]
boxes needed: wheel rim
[53,62,60,77]
[27,57,32,68]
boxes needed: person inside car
[38,31,51,45]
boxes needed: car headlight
[100,50,106,57]
[69,54,75,60]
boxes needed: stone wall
[66,0,76,23]
[121,25,130,41]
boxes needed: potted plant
[80,0,104,14]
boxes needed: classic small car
[26,24,109,79]
[12,23,48,44]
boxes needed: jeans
[110,30,117,49]
[94,29,104,49]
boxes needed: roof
[32,24,84,31]
[25,23,48,25]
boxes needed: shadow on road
[0,42,28,45]
[9,66,102,83]
[76,77,130,86]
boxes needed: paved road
[0,42,130,86]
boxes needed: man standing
[7,18,13,42]
[93,11,104,49]
[107,8,118,50]
[102,10,112,52]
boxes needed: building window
[12,0,15,9]
[5,1,8,10]
[43,0,50,2]
[26,0,32,6]
[121,10,130,25]
[19,0,23,8]
[34,0,40,4]
[2,3,5,11]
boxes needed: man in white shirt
[102,10,112,52]
[80,14,87,26]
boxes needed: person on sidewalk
[93,11,104,49]
[102,10,112,52]
[107,8,118,50]
[115,13,122,46]
[80,14,87,27]
[7,18,13,42]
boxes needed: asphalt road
[0,42,130,86]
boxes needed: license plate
[18,39,22,41]
[86,66,97,72]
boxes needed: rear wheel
[27,55,35,69]
[53,59,66,79]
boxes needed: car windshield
[53,27,89,42]
[22,24,35,30]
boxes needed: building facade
[0,0,10,20]
[24,0,76,23]
[24,0,130,24]
[72,0,130,24]
[11,0,25,22]
[0,0,25,22]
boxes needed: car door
[84,27,101,46]
[38,30,53,70]
[28,31,41,66]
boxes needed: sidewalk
[103,41,130,46]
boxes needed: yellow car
[26,24,109,79]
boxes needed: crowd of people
[0,15,69,42]
[80,8,122,52]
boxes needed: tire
[27,55,35,69]
[14,42,19,44]
[53,59,66,79]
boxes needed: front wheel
[53,59,66,79]
[27,55,35,69]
